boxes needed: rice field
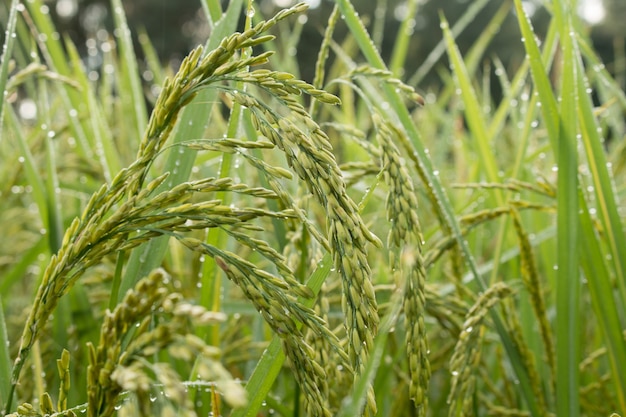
[1,1,625,416]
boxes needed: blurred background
[2,0,625,95]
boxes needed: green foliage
[1,1,625,417]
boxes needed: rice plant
[1,0,625,416]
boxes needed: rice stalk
[447,282,513,416]
[8,270,242,417]
[228,73,382,414]
[6,6,323,410]
[375,116,429,413]
[509,208,555,391]
[501,299,548,416]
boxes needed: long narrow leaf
[512,0,560,146]
[576,53,626,309]
[441,14,503,204]
[110,0,148,139]
[24,0,94,160]
[389,0,419,76]
[577,197,626,414]
[407,0,492,86]
[553,3,580,415]
[0,298,13,415]
[0,0,21,135]
[575,18,626,415]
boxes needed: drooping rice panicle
[447,282,513,416]
[228,73,381,415]
[375,116,430,414]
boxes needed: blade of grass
[201,0,223,26]
[389,0,419,77]
[0,235,47,296]
[39,77,63,254]
[574,25,626,416]
[441,14,503,203]
[553,3,581,416]
[0,298,13,415]
[138,28,165,87]
[110,0,148,139]
[488,19,557,140]
[577,34,626,109]
[512,0,559,145]
[64,38,121,181]
[577,195,626,414]
[576,46,626,312]
[434,1,513,109]
[516,1,583,413]
[4,105,49,234]
[0,0,20,136]
[23,0,94,161]
[407,0,492,86]
[486,12,557,407]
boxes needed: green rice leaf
[407,0,492,86]
[110,0,148,139]
[577,198,626,413]
[389,0,419,76]
[0,0,20,132]
[441,14,502,204]
[0,297,13,415]
[553,4,580,416]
